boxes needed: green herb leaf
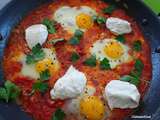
[32,81,48,93]
[0,87,8,102]
[42,18,56,34]
[100,58,111,70]
[52,108,66,120]
[26,43,45,64]
[5,81,21,101]
[40,69,51,81]
[120,59,144,86]
[103,4,117,14]
[116,35,126,43]
[134,59,144,72]
[120,75,140,86]
[32,43,42,54]
[93,16,106,24]
[84,55,97,67]
[70,52,80,63]
[74,29,84,39]
[97,16,106,24]
[133,40,142,51]
[0,81,21,102]
[68,37,80,45]
[120,75,132,82]
[69,30,84,45]
[48,38,65,45]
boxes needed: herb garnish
[93,16,106,25]
[52,108,66,120]
[70,52,80,63]
[103,4,117,14]
[120,59,144,86]
[83,55,97,67]
[42,18,56,34]
[40,69,51,81]
[116,35,126,43]
[100,58,111,70]
[0,81,21,102]
[26,43,45,64]
[32,81,48,93]
[69,29,84,45]
[133,40,142,51]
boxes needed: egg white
[90,39,132,69]
[54,6,97,33]
[63,85,96,119]
[18,48,60,79]
[63,85,109,120]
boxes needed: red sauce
[2,0,152,120]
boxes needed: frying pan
[0,0,160,120]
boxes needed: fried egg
[54,6,97,33]
[19,48,60,79]
[63,85,109,120]
[90,39,132,69]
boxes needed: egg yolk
[104,41,124,59]
[76,13,93,29]
[80,96,105,120]
[35,58,55,74]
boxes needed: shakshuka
[2,0,152,120]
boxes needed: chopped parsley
[93,16,106,25]
[69,30,84,45]
[83,55,97,67]
[100,58,111,70]
[120,59,144,86]
[42,18,56,34]
[70,52,80,63]
[133,40,142,51]
[40,69,51,81]
[0,81,21,102]
[103,4,117,14]
[116,35,126,43]
[69,37,80,45]
[120,75,140,86]
[74,29,84,39]
[134,59,144,74]
[26,43,45,64]
[32,81,48,93]
[52,108,66,120]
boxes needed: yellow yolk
[104,41,124,59]
[35,58,55,74]
[80,96,105,120]
[76,13,93,29]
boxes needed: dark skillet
[0,0,160,120]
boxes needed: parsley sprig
[42,18,56,34]
[103,4,117,14]
[93,16,106,25]
[120,59,144,86]
[32,81,48,93]
[26,43,45,64]
[100,58,111,70]
[133,40,142,51]
[83,55,97,67]
[116,35,126,43]
[40,69,51,81]
[70,52,80,63]
[52,108,66,120]
[69,30,84,45]
[0,81,21,102]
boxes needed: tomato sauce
[2,0,152,120]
